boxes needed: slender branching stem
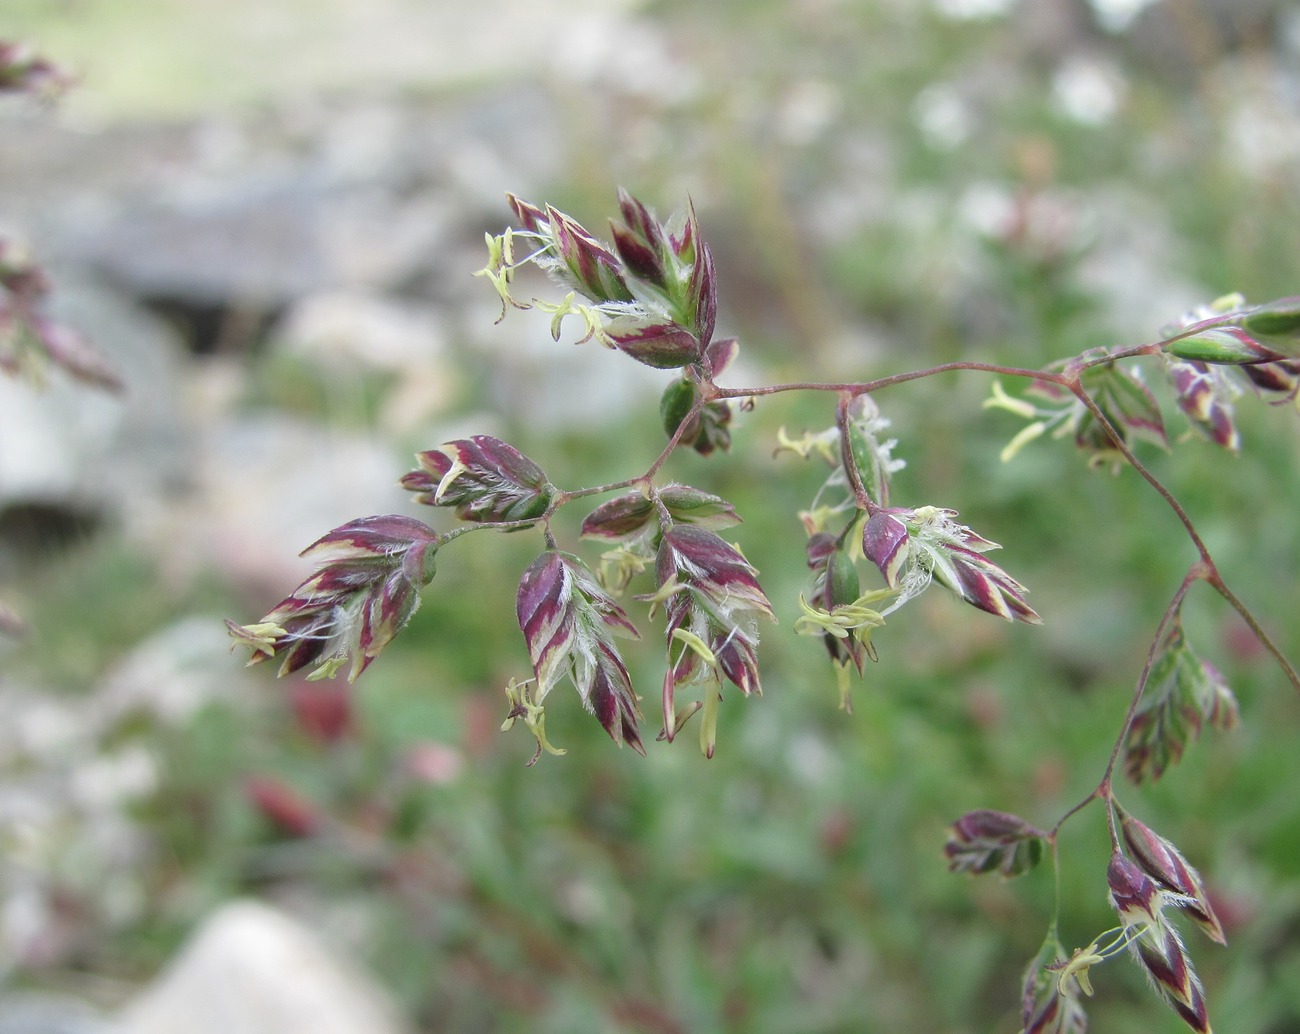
[1068,383,1212,560]
[645,395,708,479]
[1100,572,1199,789]
[1048,833,1063,935]
[1075,342,1163,370]
[1049,570,1197,848]
[558,477,648,503]
[1069,380,1300,698]
[1207,574,1300,695]
[715,360,1059,402]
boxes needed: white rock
[184,414,410,596]
[0,279,187,522]
[119,900,407,1034]
[274,290,447,374]
[90,631,233,747]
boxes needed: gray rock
[0,374,120,509]
[0,278,188,525]
[118,900,407,1034]
[272,291,459,432]
[273,290,448,374]
[181,413,410,597]
[72,176,340,307]
[93,616,247,729]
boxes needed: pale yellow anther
[833,659,854,713]
[793,594,842,637]
[671,628,718,667]
[793,591,891,639]
[232,621,288,656]
[1053,937,1115,998]
[1000,420,1048,463]
[433,457,467,504]
[307,656,348,682]
[699,686,720,759]
[640,574,684,616]
[983,380,1040,420]
[500,677,565,759]
[598,546,651,595]
[774,426,838,464]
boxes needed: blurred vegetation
[5,1,1300,1032]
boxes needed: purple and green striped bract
[654,525,774,736]
[516,550,644,753]
[230,514,440,682]
[403,435,555,524]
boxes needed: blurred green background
[2,1,1299,1031]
